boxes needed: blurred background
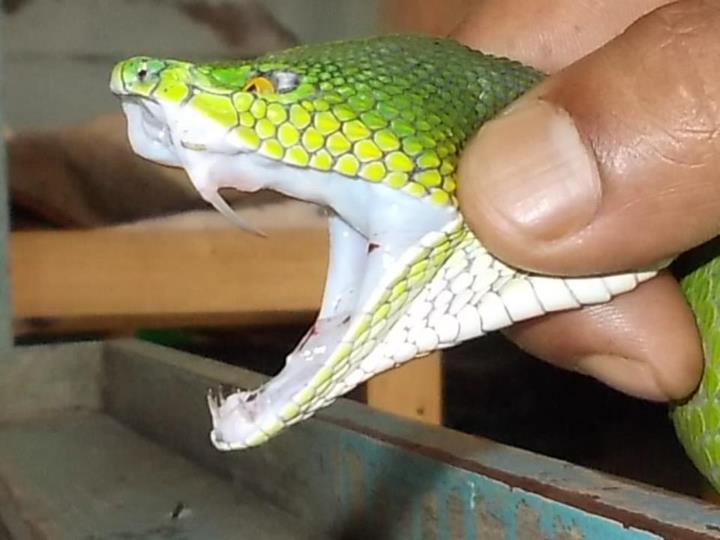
[3,0,710,501]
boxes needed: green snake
[109,35,720,491]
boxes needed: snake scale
[109,35,720,491]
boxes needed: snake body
[110,35,720,490]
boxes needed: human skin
[453,0,720,401]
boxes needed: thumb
[458,0,720,276]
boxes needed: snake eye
[243,75,274,94]
[243,70,299,94]
[137,67,148,81]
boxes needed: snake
[109,35,720,491]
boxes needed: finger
[452,0,669,72]
[458,0,720,276]
[504,271,703,401]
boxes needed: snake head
[110,56,195,167]
[111,57,168,97]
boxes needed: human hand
[453,0,720,401]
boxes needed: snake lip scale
[110,35,719,491]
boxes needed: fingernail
[461,99,602,241]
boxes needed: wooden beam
[366,352,443,425]
[11,228,327,334]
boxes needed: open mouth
[205,174,463,449]
[140,100,169,142]
[121,97,180,167]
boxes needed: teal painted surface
[43,340,720,538]
[0,13,14,356]
[337,434,663,539]
[101,340,720,538]
[322,401,720,538]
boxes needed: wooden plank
[366,352,442,425]
[11,228,327,334]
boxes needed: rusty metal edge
[325,415,720,539]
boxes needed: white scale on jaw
[122,94,661,450]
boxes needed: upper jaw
[109,62,125,95]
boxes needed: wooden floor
[0,411,299,540]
